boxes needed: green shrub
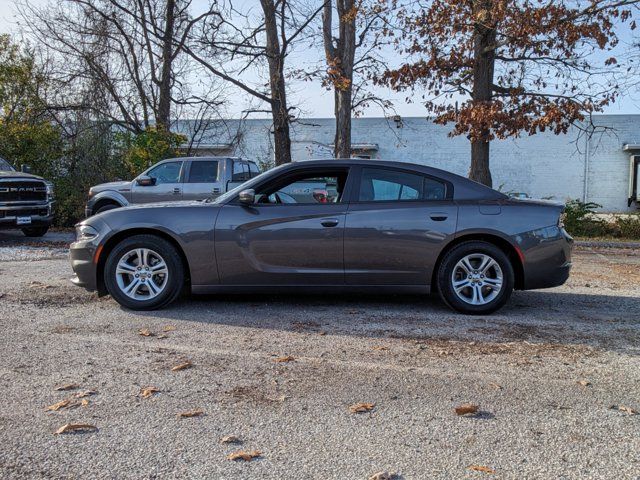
[614,214,640,239]
[114,127,186,177]
[563,200,609,237]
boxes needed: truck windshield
[0,157,15,171]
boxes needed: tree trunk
[469,0,496,187]
[157,0,176,132]
[261,0,292,165]
[324,0,356,159]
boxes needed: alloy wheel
[115,248,169,300]
[451,253,503,305]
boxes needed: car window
[358,167,446,202]
[0,157,15,171]
[147,161,182,185]
[255,169,349,205]
[248,162,260,177]
[232,161,250,182]
[188,160,218,183]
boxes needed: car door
[214,166,353,286]
[344,166,458,285]
[182,159,223,200]
[131,160,184,203]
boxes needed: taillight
[558,211,566,229]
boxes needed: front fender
[87,190,130,213]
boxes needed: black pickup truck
[0,156,54,237]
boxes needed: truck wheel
[95,203,119,215]
[104,234,184,310]
[22,226,49,237]
[437,241,514,315]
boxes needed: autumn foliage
[380,0,637,186]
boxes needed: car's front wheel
[437,241,514,315]
[22,226,49,237]
[104,235,184,310]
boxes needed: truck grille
[0,180,47,202]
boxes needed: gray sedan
[69,159,573,314]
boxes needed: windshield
[213,165,284,204]
[0,157,15,171]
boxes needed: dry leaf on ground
[227,450,261,461]
[45,399,74,412]
[610,405,638,415]
[372,346,389,351]
[369,471,397,480]
[577,380,591,387]
[162,325,176,332]
[273,355,295,363]
[74,390,96,398]
[157,334,168,339]
[488,382,502,390]
[455,403,479,416]
[468,465,495,473]
[138,328,154,337]
[220,435,242,444]
[80,399,89,407]
[178,409,204,418]
[349,402,375,413]
[54,423,97,435]
[171,361,193,371]
[139,386,160,398]
[54,383,79,391]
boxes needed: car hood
[121,200,214,210]
[0,170,46,181]
[90,180,132,194]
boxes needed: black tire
[437,241,514,315]
[95,203,120,215]
[21,226,49,237]
[104,234,184,310]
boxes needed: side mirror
[21,164,32,174]
[136,175,156,187]
[238,188,255,205]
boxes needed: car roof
[285,158,506,201]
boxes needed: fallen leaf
[171,361,192,371]
[610,404,637,415]
[372,346,389,351]
[577,380,591,387]
[54,423,97,435]
[369,471,397,480]
[273,355,295,363]
[80,399,90,407]
[349,402,375,413]
[318,331,327,336]
[157,334,168,339]
[488,382,502,390]
[139,386,160,398]
[220,435,242,444]
[455,403,479,416]
[468,465,495,474]
[138,328,154,337]
[162,325,176,332]
[178,409,204,418]
[227,450,261,461]
[74,390,96,398]
[54,383,79,391]
[45,399,74,412]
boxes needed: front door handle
[429,212,448,221]
[173,187,181,195]
[321,218,339,227]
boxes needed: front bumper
[0,203,54,230]
[69,218,110,292]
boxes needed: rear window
[188,160,218,183]
[358,167,446,202]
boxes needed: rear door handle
[173,187,181,195]
[429,212,448,221]
[321,218,339,227]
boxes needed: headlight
[76,224,99,241]
[46,182,54,200]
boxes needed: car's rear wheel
[104,235,184,310]
[437,241,514,315]
[22,226,49,237]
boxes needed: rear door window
[188,160,219,183]
[232,161,250,182]
[358,167,446,202]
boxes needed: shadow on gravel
[131,289,640,354]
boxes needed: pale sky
[2,0,640,119]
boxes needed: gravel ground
[0,240,639,479]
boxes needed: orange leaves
[46,390,96,411]
[171,361,192,372]
[221,435,242,444]
[227,450,261,461]
[138,328,154,337]
[349,402,375,414]
[468,465,495,474]
[454,403,479,416]
[139,386,160,398]
[273,355,295,363]
[178,409,204,418]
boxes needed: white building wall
[188,114,640,212]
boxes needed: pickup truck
[86,156,260,216]
[0,156,55,237]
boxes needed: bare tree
[19,0,226,133]
[184,0,324,165]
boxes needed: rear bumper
[520,227,574,290]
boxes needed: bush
[563,199,640,240]
[614,214,640,239]
[114,127,186,177]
